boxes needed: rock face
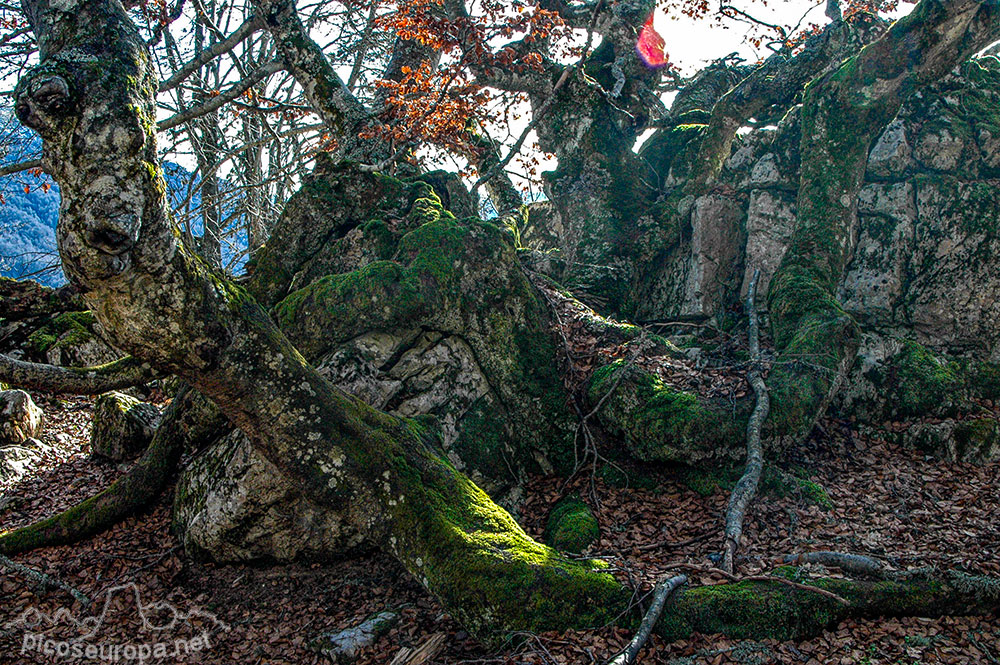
[90,391,160,461]
[174,162,576,563]
[0,389,43,446]
[525,57,1000,463]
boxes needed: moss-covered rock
[90,391,160,461]
[544,497,599,554]
[587,360,750,464]
[176,164,577,563]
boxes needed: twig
[0,553,91,606]
[607,575,687,665]
[721,268,769,574]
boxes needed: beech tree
[2,0,1000,647]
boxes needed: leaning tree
[2,0,1000,646]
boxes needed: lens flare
[636,13,669,68]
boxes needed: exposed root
[608,574,687,665]
[783,551,888,578]
[721,269,769,573]
[0,553,91,606]
[0,353,163,395]
[0,387,223,556]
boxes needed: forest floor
[0,393,998,665]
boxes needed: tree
[2,0,1000,647]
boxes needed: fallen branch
[608,575,687,665]
[721,268,769,573]
[783,551,888,578]
[0,553,90,606]
[0,354,163,395]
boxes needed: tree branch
[158,13,263,92]
[0,354,162,394]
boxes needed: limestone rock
[867,120,914,177]
[0,437,51,487]
[0,389,43,446]
[90,391,160,461]
[173,429,366,563]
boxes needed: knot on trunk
[15,74,71,131]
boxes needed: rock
[679,194,746,319]
[0,436,51,487]
[740,189,796,301]
[310,611,400,663]
[90,391,160,461]
[867,120,914,177]
[898,418,1000,465]
[544,497,599,554]
[914,124,965,172]
[0,390,43,446]
[173,429,366,563]
[24,311,118,367]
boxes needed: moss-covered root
[657,570,1000,643]
[544,497,599,554]
[0,387,224,556]
[367,425,626,642]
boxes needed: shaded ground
[0,396,997,664]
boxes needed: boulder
[172,429,366,563]
[90,391,160,461]
[0,437,52,486]
[0,389,43,446]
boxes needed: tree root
[609,575,687,665]
[783,551,888,578]
[0,387,223,556]
[0,354,163,395]
[0,553,91,606]
[721,269,769,573]
[656,567,1000,642]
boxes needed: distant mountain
[1,134,248,287]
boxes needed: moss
[953,418,1000,462]
[26,311,99,356]
[590,361,748,463]
[888,340,962,418]
[681,464,832,510]
[657,579,845,642]
[385,444,628,643]
[544,497,599,554]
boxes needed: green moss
[889,340,962,418]
[590,361,747,463]
[681,464,832,510]
[385,444,627,642]
[26,311,98,356]
[953,418,1000,462]
[657,579,845,642]
[544,497,599,554]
